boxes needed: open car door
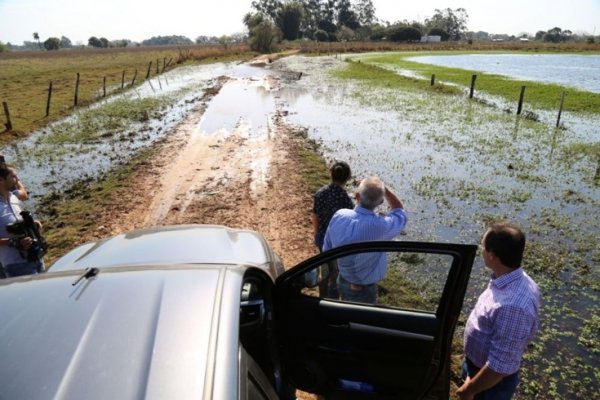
[274,241,476,400]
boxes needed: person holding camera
[0,166,45,277]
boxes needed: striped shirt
[464,267,540,375]
[323,206,407,284]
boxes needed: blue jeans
[461,359,519,400]
[4,260,45,278]
[337,275,377,304]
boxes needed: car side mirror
[293,261,335,290]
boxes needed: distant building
[519,37,530,42]
[420,35,442,43]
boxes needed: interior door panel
[275,241,476,399]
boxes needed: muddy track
[93,77,317,269]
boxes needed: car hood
[0,267,241,399]
[50,224,273,272]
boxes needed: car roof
[50,224,274,272]
[0,265,247,399]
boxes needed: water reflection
[407,54,600,93]
[0,62,278,210]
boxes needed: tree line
[243,1,476,52]
[1,33,247,52]
[0,4,596,55]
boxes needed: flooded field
[2,53,598,399]
[274,55,599,399]
[406,53,600,93]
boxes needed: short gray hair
[358,176,385,210]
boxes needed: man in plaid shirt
[457,221,540,400]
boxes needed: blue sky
[0,0,598,45]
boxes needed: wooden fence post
[517,86,526,115]
[103,77,107,97]
[130,69,138,87]
[556,91,566,128]
[121,71,125,89]
[46,81,53,117]
[74,72,80,106]
[162,57,166,73]
[146,61,152,79]
[469,74,477,98]
[2,102,12,131]
[430,74,436,86]
[156,59,159,74]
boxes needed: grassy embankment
[351,51,600,114]
[0,44,252,144]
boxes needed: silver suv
[0,224,476,399]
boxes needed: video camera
[6,211,48,262]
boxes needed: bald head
[357,176,385,210]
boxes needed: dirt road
[91,74,319,269]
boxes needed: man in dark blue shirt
[311,161,353,298]
[311,161,353,252]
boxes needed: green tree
[369,23,388,40]
[244,12,280,53]
[0,41,9,53]
[99,37,109,48]
[336,0,360,29]
[355,0,375,26]
[314,29,329,41]
[544,27,564,43]
[60,36,72,48]
[43,37,61,50]
[33,32,41,48]
[425,8,468,40]
[244,12,267,33]
[218,35,232,49]
[278,1,304,40]
[251,0,282,21]
[249,20,279,52]
[337,25,355,41]
[389,26,422,42]
[299,0,322,38]
[88,36,103,48]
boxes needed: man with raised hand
[323,176,407,304]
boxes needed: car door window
[299,250,454,313]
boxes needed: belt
[339,274,374,291]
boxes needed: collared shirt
[0,193,27,267]
[464,267,540,375]
[313,183,354,246]
[323,206,407,284]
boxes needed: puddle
[197,77,276,137]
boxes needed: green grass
[334,59,461,95]
[39,96,169,145]
[352,51,600,114]
[0,45,252,142]
[292,128,331,194]
[40,145,158,264]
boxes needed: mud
[83,80,316,269]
